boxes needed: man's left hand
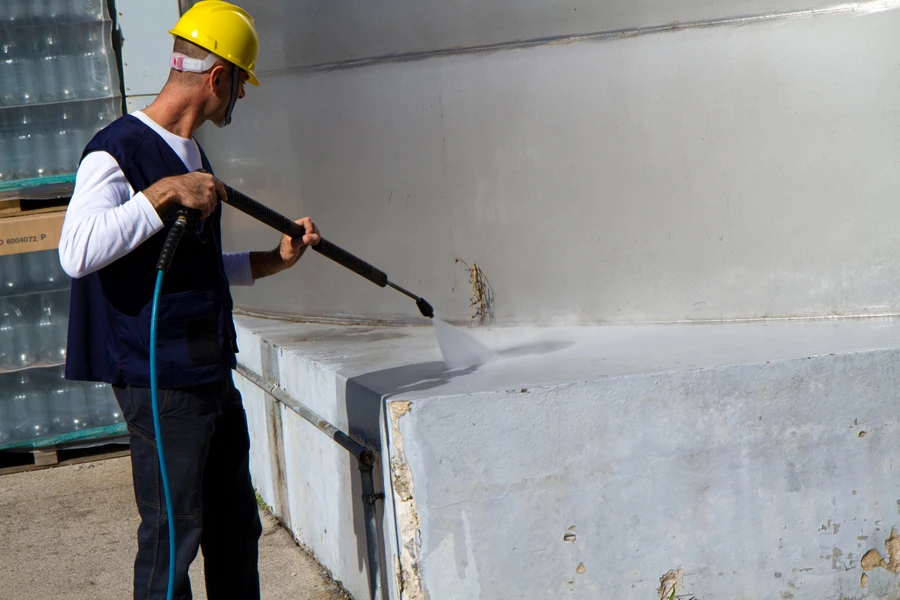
[279,217,321,269]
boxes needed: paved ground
[0,455,351,600]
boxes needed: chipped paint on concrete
[388,401,424,600]
[861,527,900,580]
[658,569,684,599]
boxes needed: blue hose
[150,268,176,600]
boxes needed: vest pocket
[154,290,224,370]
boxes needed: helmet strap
[170,52,218,74]
[216,64,242,128]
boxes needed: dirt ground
[0,455,351,600]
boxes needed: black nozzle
[416,297,434,319]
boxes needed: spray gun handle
[175,206,202,226]
[313,239,388,287]
[224,185,305,237]
[222,185,389,288]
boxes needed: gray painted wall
[197,2,900,324]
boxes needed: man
[58,2,317,598]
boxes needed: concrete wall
[194,0,900,324]
[391,353,899,599]
[235,327,387,600]
[233,313,900,599]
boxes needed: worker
[57,2,316,598]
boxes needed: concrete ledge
[234,314,900,599]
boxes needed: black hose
[156,209,197,273]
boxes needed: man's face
[209,64,249,124]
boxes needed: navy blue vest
[66,115,238,388]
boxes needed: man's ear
[209,64,228,93]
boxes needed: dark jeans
[113,376,262,600]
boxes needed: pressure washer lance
[222,184,435,319]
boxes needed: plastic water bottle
[0,125,10,183]
[33,132,59,178]
[59,55,81,103]
[0,389,11,444]
[8,373,51,439]
[0,132,11,183]
[1,300,37,369]
[48,370,91,433]
[77,25,111,99]
[31,388,52,438]
[36,29,68,104]
[96,101,117,129]
[35,294,67,365]
[86,382,122,426]
[42,0,73,21]
[53,106,79,174]
[0,301,14,370]
[7,378,33,439]
[0,41,30,107]
[0,300,35,370]
[45,252,70,289]
[0,111,18,183]
[12,131,35,180]
[69,102,103,156]
[5,0,32,27]
[12,113,36,180]
[70,0,104,23]
[0,253,26,295]
[22,250,69,291]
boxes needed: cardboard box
[0,211,66,256]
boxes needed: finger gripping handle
[314,240,388,288]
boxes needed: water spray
[222,184,497,370]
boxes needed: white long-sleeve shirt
[59,110,253,285]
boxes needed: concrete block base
[234,315,900,599]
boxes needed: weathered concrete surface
[0,456,350,600]
[393,350,900,599]
[237,336,390,600]
[234,313,900,599]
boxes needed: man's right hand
[143,171,226,219]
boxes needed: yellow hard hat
[169,1,260,86]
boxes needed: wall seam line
[257,0,900,77]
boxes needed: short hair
[168,37,226,86]
[173,36,213,59]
